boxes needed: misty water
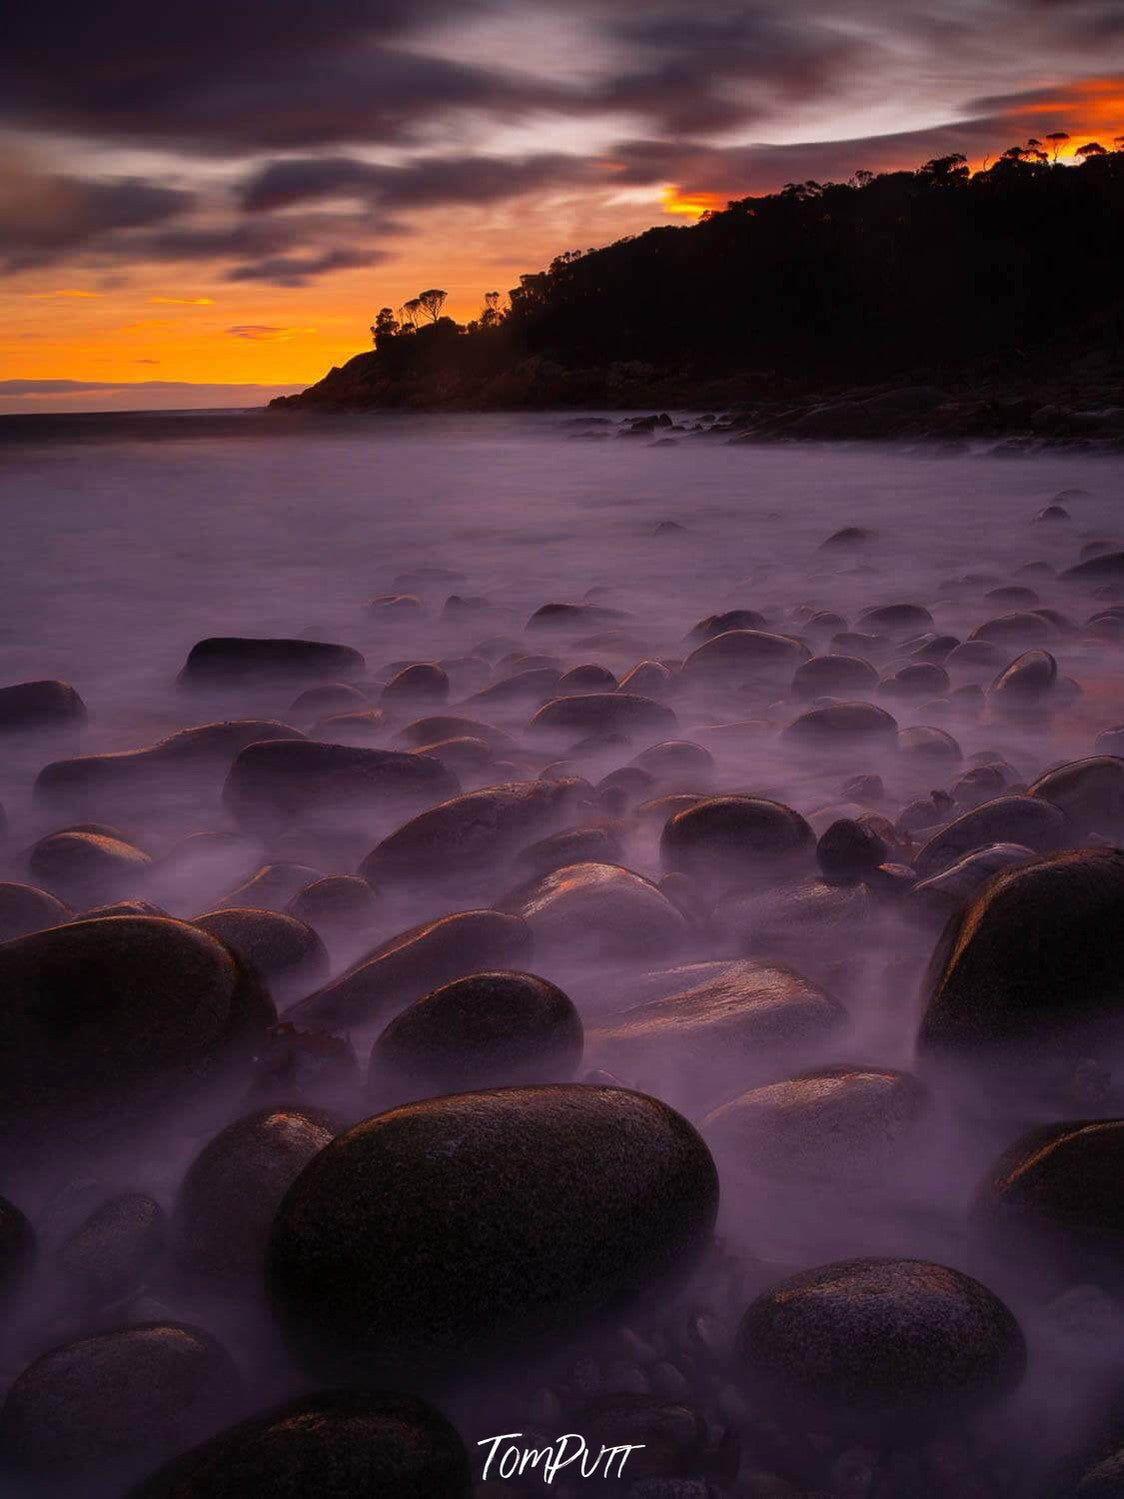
[2,412,1124,1497]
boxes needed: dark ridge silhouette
[273,144,1124,440]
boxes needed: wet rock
[952,764,1009,806]
[558,662,618,691]
[683,630,810,682]
[529,692,677,742]
[223,739,458,828]
[1033,503,1070,523]
[688,609,769,640]
[367,591,423,615]
[218,862,320,912]
[721,876,873,969]
[499,861,689,957]
[248,1023,360,1108]
[381,662,450,706]
[27,830,151,906]
[973,1119,1124,1286]
[857,604,934,634]
[661,795,814,887]
[369,971,583,1102]
[633,740,715,782]
[179,637,364,685]
[0,679,85,733]
[267,1085,718,1381]
[907,843,1036,926]
[817,818,889,881]
[909,633,960,662]
[619,660,674,695]
[898,725,962,762]
[312,706,388,742]
[360,778,589,889]
[821,527,877,549]
[1095,726,1124,756]
[0,1323,243,1493]
[970,612,1057,647]
[174,1105,337,1283]
[793,655,879,699]
[129,1389,471,1499]
[735,1258,1025,1435]
[1060,552,1124,584]
[912,795,1067,879]
[946,640,1005,675]
[35,720,307,811]
[919,849,1124,1066]
[988,649,1057,714]
[0,916,274,1147]
[195,908,329,1002]
[469,667,562,707]
[57,1193,166,1304]
[285,875,378,938]
[289,682,368,718]
[880,662,950,699]
[397,714,518,756]
[0,1192,35,1302]
[1029,756,1124,837]
[0,880,71,941]
[843,772,884,804]
[1071,1450,1124,1496]
[527,602,628,631]
[589,960,845,1086]
[782,702,899,749]
[290,909,532,1030]
[704,1065,929,1185]
[514,823,624,880]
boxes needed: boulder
[178,637,364,685]
[792,655,878,699]
[661,795,814,887]
[267,1085,718,1381]
[1029,756,1124,837]
[369,971,583,1102]
[526,602,627,631]
[56,1193,166,1305]
[381,663,449,706]
[498,861,688,958]
[857,604,934,633]
[0,916,274,1145]
[289,909,533,1030]
[988,650,1057,713]
[782,702,898,749]
[0,1192,35,1303]
[683,630,810,681]
[528,693,677,742]
[128,1390,471,1499]
[969,612,1056,647]
[816,818,888,881]
[194,908,329,1002]
[1060,552,1124,584]
[285,875,379,937]
[912,795,1067,880]
[688,609,768,640]
[174,1105,337,1282]
[513,823,624,880]
[0,881,71,942]
[898,725,961,762]
[0,678,86,731]
[735,1258,1025,1434]
[907,843,1036,926]
[0,1324,242,1493]
[223,739,458,827]
[359,779,589,888]
[27,830,151,906]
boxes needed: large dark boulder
[128,1390,471,1499]
[0,1192,35,1303]
[498,861,688,957]
[369,971,583,1102]
[1060,552,1124,584]
[289,909,532,1030]
[359,779,588,888]
[56,1193,166,1305]
[0,916,274,1146]
[660,796,814,887]
[918,850,1124,1066]
[988,650,1057,714]
[792,654,879,699]
[912,795,1068,879]
[0,678,86,731]
[0,881,70,942]
[0,1323,242,1494]
[27,830,152,906]
[527,693,677,741]
[195,908,329,1002]
[178,637,364,685]
[267,1085,719,1381]
[683,629,810,681]
[223,740,458,828]
[735,1258,1025,1435]
[173,1105,337,1283]
[973,1119,1124,1285]
[781,702,898,749]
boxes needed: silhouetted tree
[1045,131,1070,162]
[370,307,399,346]
[401,299,422,331]
[416,289,448,322]
[1076,142,1108,158]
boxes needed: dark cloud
[0,172,194,271]
[224,247,380,286]
[241,152,601,213]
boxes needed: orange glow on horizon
[660,186,725,219]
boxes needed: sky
[1,0,1122,411]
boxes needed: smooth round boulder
[0,916,274,1144]
[179,637,363,685]
[618,660,673,695]
[396,714,518,756]
[907,843,1035,926]
[973,1119,1124,1286]
[128,1390,471,1499]
[782,702,898,749]
[0,1192,35,1302]
[632,739,714,782]
[919,850,1124,1065]
[880,662,949,699]
[513,823,624,880]
[173,1106,337,1282]
[683,629,810,681]
[821,526,876,549]
[289,682,367,717]
[912,794,1067,879]
[267,1085,719,1381]
[369,971,583,1102]
[661,796,814,887]
[969,612,1056,646]
[735,1258,1025,1434]
[285,875,378,937]
[56,1193,166,1305]
[526,602,627,631]
[857,603,933,633]
[1060,552,1124,584]
[946,640,1004,675]
[988,649,1057,714]
[0,881,71,941]
[816,817,888,881]
[1029,756,1124,837]
[0,1324,242,1493]
[28,830,151,906]
[688,608,768,640]
[499,861,688,957]
[792,654,878,699]
[381,663,449,706]
[1094,726,1124,757]
[223,739,458,828]
[528,692,677,742]
[0,678,86,731]
[195,908,329,1002]
[898,725,961,762]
